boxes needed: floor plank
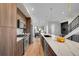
[24,38,44,56]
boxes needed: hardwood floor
[24,37,44,56]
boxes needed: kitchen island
[41,33,79,56]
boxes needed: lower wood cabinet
[41,36,44,50]
[40,36,56,56]
[47,44,56,56]
[0,27,16,56]
[17,39,24,56]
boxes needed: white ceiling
[23,3,79,26]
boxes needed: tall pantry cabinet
[0,4,17,56]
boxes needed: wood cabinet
[16,8,26,56]
[47,43,56,56]
[17,39,24,56]
[26,18,31,44]
[0,4,16,27]
[0,27,16,56]
[40,35,56,56]
[41,36,45,50]
[0,3,31,56]
[0,4,17,56]
[26,17,31,33]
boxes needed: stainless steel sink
[44,34,51,37]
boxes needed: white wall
[44,25,48,34]
[48,21,61,35]
[31,17,61,35]
[32,20,61,35]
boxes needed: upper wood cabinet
[0,4,16,28]
[26,17,31,33]
[17,8,26,21]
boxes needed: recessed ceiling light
[32,8,34,11]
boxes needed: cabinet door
[40,36,56,56]
[0,4,16,27]
[0,27,16,56]
[47,45,56,56]
[17,39,24,56]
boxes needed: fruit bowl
[56,36,65,43]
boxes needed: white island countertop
[41,33,79,56]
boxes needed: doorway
[61,21,68,36]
